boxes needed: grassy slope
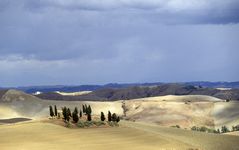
[0,120,239,150]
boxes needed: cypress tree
[84,104,87,114]
[74,107,78,114]
[87,113,92,121]
[54,105,58,116]
[100,112,105,121]
[72,108,79,123]
[67,108,72,117]
[82,105,85,113]
[62,107,67,121]
[116,116,120,122]
[108,111,112,122]
[85,106,89,115]
[49,106,54,118]
[88,105,92,114]
[66,108,71,122]
[112,113,117,122]
[79,110,82,118]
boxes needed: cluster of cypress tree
[61,106,83,123]
[49,105,58,118]
[49,105,121,124]
[60,104,92,123]
[83,104,92,121]
[107,111,120,122]
[72,107,79,123]
[62,106,72,122]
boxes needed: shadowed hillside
[0,89,123,119]
[0,90,8,99]
[35,84,239,101]
[11,82,239,94]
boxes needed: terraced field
[0,120,239,150]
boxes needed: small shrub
[187,148,199,150]
[65,122,71,128]
[221,126,230,133]
[95,121,106,126]
[107,121,119,127]
[57,113,61,119]
[107,121,114,127]
[84,121,94,127]
[171,125,180,128]
[191,126,198,131]
[232,125,239,131]
[199,126,207,132]
[213,129,220,134]
[77,121,85,128]
[191,126,220,134]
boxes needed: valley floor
[0,120,239,150]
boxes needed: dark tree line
[59,104,93,123]
[107,111,120,122]
[49,105,120,124]
[49,105,58,118]
[62,106,81,122]
[100,112,105,121]
[72,107,79,123]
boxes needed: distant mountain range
[1,82,239,101]
[35,83,239,101]
[1,81,238,94]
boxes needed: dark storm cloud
[4,0,239,24]
[2,0,239,24]
[0,0,239,86]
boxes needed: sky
[0,0,239,87]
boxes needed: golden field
[0,120,239,150]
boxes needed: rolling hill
[1,89,239,130]
[0,120,239,150]
[0,89,123,119]
[4,81,238,94]
[35,84,239,101]
[1,89,239,149]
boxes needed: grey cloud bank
[0,0,239,86]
